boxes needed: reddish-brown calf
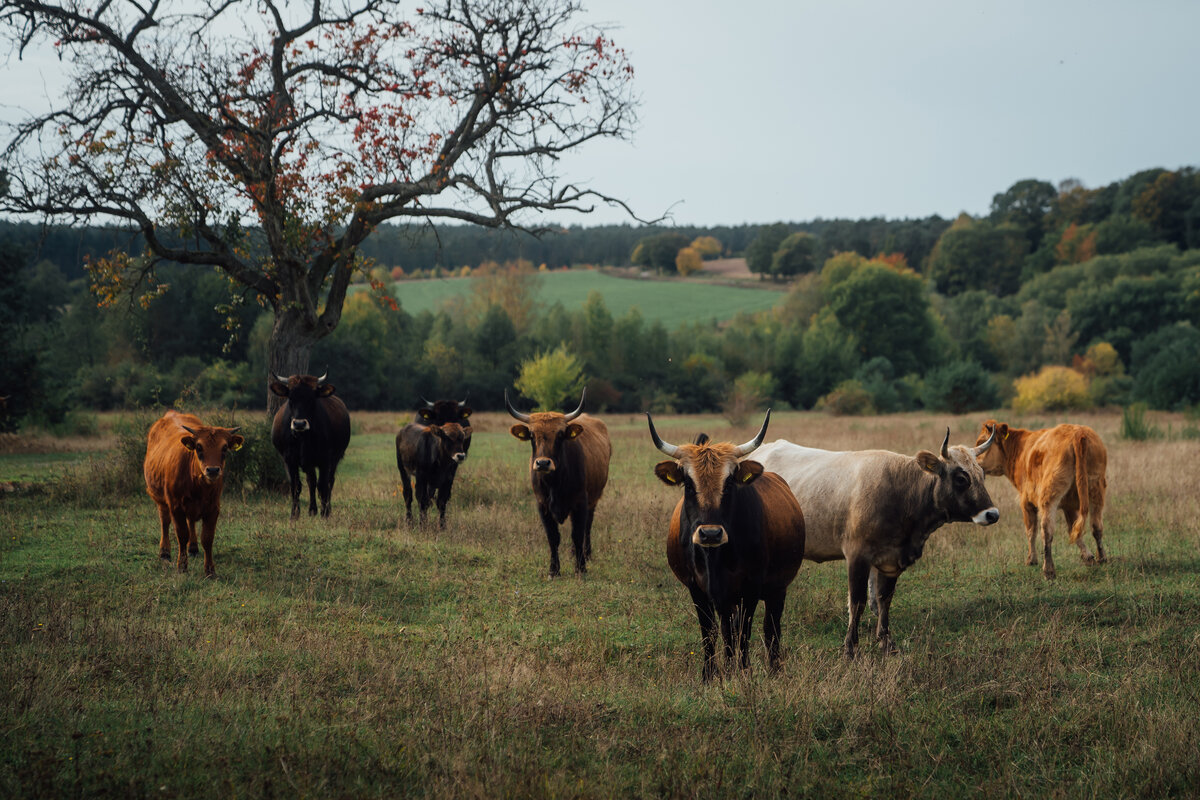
[143,410,243,578]
[976,420,1107,579]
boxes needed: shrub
[819,379,875,416]
[1131,323,1200,409]
[1012,366,1092,413]
[922,360,998,414]
[722,370,775,426]
[514,344,585,411]
[1120,402,1161,440]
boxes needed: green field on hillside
[387,269,782,328]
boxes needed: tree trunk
[265,308,318,418]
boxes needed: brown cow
[649,410,805,681]
[396,421,468,527]
[143,410,243,578]
[506,389,611,576]
[975,420,1108,579]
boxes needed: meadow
[381,269,783,327]
[2,409,1199,798]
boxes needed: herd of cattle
[141,373,1110,679]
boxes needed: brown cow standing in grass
[649,410,805,681]
[396,420,468,527]
[143,410,243,578]
[506,389,610,577]
[975,420,1108,579]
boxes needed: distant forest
[3,165,1200,429]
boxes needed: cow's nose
[205,466,221,480]
[291,419,309,432]
[453,453,467,463]
[973,507,1000,525]
[695,525,727,547]
[534,458,553,472]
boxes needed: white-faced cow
[396,420,468,527]
[974,419,1108,579]
[649,410,806,681]
[506,389,611,577]
[270,373,351,519]
[755,428,999,658]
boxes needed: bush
[722,370,775,426]
[819,379,875,416]
[1012,366,1092,413]
[1120,402,1162,441]
[514,344,585,411]
[922,360,998,414]
[1131,323,1200,409]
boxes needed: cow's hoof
[1026,558,1038,567]
[159,552,171,562]
[878,637,901,656]
[842,645,858,660]
[1043,569,1057,580]
[1081,553,1095,565]
[188,545,199,556]
[204,572,216,580]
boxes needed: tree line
[2,165,1199,430]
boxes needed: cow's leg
[157,504,172,562]
[569,503,589,574]
[537,505,562,577]
[584,507,594,559]
[305,467,319,516]
[318,461,338,518]
[871,569,901,655]
[1062,505,1096,565]
[414,473,431,524]
[186,518,199,556]
[398,464,415,523]
[762,587,786,673]
[689,588,720,682]
[843,557,871,659]
[199,512,218,579]
[1039,503,1057,579]
[735,599,758,671]
[287,464,302,520]
[435,476,452,529]
[1091,478,1107,563]
[1022,501,1039,566]
[170,508,190,573]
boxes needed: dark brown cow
[143,410,243,578]
[415,398,473,456]
[649,410,806,681]
[755,428,999,658]
[396,421,468,527]
[506,389,611,576]
[975,420,1108,579]
[270,373,351,519]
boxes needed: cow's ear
[736,460,764,484]
[654,461,684,486]
[510,424,531,441]
[180,435,197,451]
[229,434,245,452]
[995,422,1009,442]
[459,406,473,419]
[269,381,289,398]
[916,451,945,475]
[317,383,336,397]
[566,423,584,439]
[418,408,433,422]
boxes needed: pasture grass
[1,410,1199,798]
[384,269,782,328]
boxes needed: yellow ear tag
[569,428,579,438]
[232,442,244,452]
[742,471,754,483]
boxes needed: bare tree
[0,0,640,412]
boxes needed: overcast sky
[559,0,1200,226]
[3,0,1197,229]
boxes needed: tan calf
[975,420,1108,579]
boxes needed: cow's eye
[953,472,969,490]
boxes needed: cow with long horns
[270,373,352,519]
[649,410,806,681]
[506,389,611,576]
[754,427,999,658]
[143,410,243,578]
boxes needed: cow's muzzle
[693,525,729,548]
[453,452,467,464]
[203,466,222,482]
[973,507,1000,525]
[533,458,554,472]
[290,418,310,433]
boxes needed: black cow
[649,410,806,681]
[396,421,468,527]
[270,373,351,519]
[506,389,611,576]
[415,398,473,455]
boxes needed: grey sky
[560,0,1200,226]
[3,1,1196,229]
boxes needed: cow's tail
[1071,433,1090,543]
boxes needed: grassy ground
[2,409,1199,798]
[384,269,782,327]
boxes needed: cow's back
[576,415,611,508]
[144,411,199,503]
[755,440,909,562]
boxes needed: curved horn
[940,427,951,459]
[315,371,328,385]
[563,388,587,421]
[181,425,198,435]
[226,426,242,434]
[272,373,290,384]
[646,412,681,458]
[420,397,435,408]
[504,389,532,423]
[971,424,997,457]
[732,409,772,457]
